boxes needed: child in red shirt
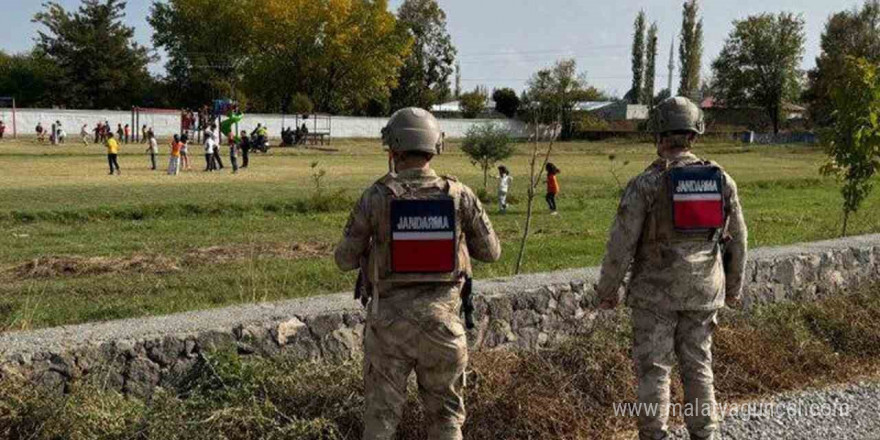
[546,162,560,215]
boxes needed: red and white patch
[391,199,456,273]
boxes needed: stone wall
[1,234,878,397]
[7,108,528,140]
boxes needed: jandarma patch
[670,166,724,230]
[390,199,456,273]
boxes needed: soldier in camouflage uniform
[596,97,748,440]
[335,107,501,440]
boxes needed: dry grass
[4,242,333,281]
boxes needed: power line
[456,44,628,59]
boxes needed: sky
[0,0,868,98]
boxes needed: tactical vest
[648,161,728,243]
[375,174,467,283]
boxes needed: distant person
[93,122,101,143]
[105,132,121,175]
[116,124,124,142]
[229,134,239,174]
[211,125,224,170]
[57,127,66,144]
[80,124,90,146]
[124,124,131,144]
[238,130,250,168]
[180,134,190,171]
[497,165,512,213]
[0,120,5,141]
[141,124,148,143]
[36,122,46,142]
[204,132,217,171]
[168,134,181,176]
[50,122,57,145]
[145,131,159,170]
[300,123,309,145]
[545,162,560,215]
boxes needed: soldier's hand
[598,297,619,310]
[725,295,741,309]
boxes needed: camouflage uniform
[596,149,748,439]
[335,166,500,440]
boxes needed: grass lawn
[0,137,878,331]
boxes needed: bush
[290,93,314,115]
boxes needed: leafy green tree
[806,0,880,127]
[679,0,703,100]
[390,0,457,111]
[34,0,152,109]
[150,0,257,109]
[492,88,520,118]
[643,23,659,108]
[630,11,646,104]
[459,86,488,119]
[0,50,59,107]
[461,123,514,191]
[520,59,602,140]
[821,56,880,236]
[711,13,805,134]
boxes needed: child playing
[545,162,560,215]
[229,135,239,174]
[497,165,512,213]
[80,124,90,146]
[180,134,190,170]
[106,132,121,175]
[145,131,159,170]
[204,132,217,171]
[168,134,181,175]
[124,124,131,144]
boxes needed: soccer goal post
[0,97,17,139]
[131,107,184,142]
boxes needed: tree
[711,13,805,134]
[459,86,488,119]
[806,0,880,127]
[679,0,703,100]
[34,0,152,109]
[520,59,602,140]
[643,23,659,107]
[150,0,411,114]
[630,11,647,104]
[149,0,255,109]
[821,57,880,236]
[492,88,520,118]
[0,50,59,107]
[461,123,514,191]
[390,0,457,111]
[454,61,462,99]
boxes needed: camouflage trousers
[631,307,720,440]
[362,315,468,440]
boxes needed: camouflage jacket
[334,168,501,330]
[596,151,748,311]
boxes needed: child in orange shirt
[545,162,560,215]
[168,134,181,175]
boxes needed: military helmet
[382,107,444,155]
[655,96,705,135]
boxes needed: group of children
[494,162,560,215]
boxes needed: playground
[1,136,879,331]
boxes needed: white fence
[7,108,529,140]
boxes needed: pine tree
[679,0,703,100]
[643,23,659,106]
[630,11,647,104]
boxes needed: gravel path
[669,380,880,440]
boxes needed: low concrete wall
[1,234,878,396]
[8,108,528,140]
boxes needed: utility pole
[667,35,675,94]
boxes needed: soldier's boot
[675,310,721,440]
[416,319,468,440]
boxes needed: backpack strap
[376,173,405,197]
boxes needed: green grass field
[1,137,878,331]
